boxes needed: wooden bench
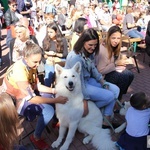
[122,37,142,52]
[122,36,141,73]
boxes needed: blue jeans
[85,78,120,116]
[44,64,55,87]
[127,29,144,39]
[34,93,54,138]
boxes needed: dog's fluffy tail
[92,129,116,150]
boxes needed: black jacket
[145,20,150,56]
[4,8,20,27]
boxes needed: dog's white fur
[114,101,131,133]
[51,62,116,150]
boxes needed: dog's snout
[69,81,73,87]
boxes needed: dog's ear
[55,64,63,75]
[73,62,81,74]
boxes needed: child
[116,92,150,150]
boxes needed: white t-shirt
[126,107,150,137]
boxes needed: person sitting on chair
[2,41,68,149]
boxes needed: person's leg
[85,78,116,116]
[34,103,54,139]
[127,29,144,39]
[44,63,55,87]
[105,70,134,100]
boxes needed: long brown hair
[106,25,122,59]
[42,22,64,53]
[0,93,19,150]
[74,28,99,55]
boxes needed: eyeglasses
[12,4,18,7]
[15,24,27,28]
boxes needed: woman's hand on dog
[55,96,68,104]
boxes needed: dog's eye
[64,76,67,78]
[72,75,75,77]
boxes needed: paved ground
[0,28,150,150]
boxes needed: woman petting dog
[2,41,68,149]
[65,28,120,129]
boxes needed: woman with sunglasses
[4,0,23,47]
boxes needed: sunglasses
[15,24,27,28]
[12,4,18,7]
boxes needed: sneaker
[29,135,49,150]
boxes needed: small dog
[51,62,116,150]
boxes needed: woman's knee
[42,104,54,119]
[107,82,120,98]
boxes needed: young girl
[116,92,150,150]
[95,25,134,103]
[42,22,68,87]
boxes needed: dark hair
[130,92,150,110]
[146,20,150,36]
[8,0,17,5]
[42,22,64,53]
[73,18,87,34]
[106,25,122,59]
[74,28,99,55]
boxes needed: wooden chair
[99,31,107,43]
[121,35,141,73]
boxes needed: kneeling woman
[65,28,120,127]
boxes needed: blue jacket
[65,50,103,99]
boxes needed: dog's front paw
[51,140,61,148]
[60,144,68,150]
[83,135,92,144]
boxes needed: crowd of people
[0,0,150,149]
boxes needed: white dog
[114,101,131,133]
[51,62,116,150]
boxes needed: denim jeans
[33,93,55,138]
[127,29,144,39]
[44,64,55,87]
[85,78,120,116]
[34,103,54,138]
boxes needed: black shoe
[112,122,121,129]
[102,124,111,129]
[113,109,120,113]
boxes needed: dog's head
[55,62,81,92]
